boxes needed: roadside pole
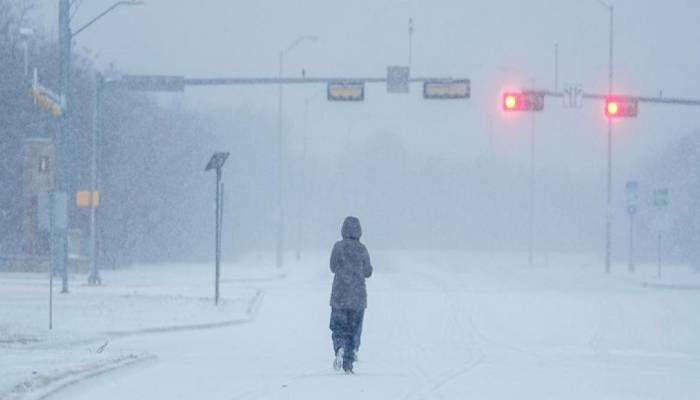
[653,188,669,279]
[88,73,103,285]
[49,193,55,330]
[206,153,230,305]
[57,0,70,294]
[625,181,639,273]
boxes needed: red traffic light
[604,96,638,118]
[504,94,518,110]
[502,91,544,112]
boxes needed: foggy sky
[34,1,700,180]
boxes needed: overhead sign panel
[423,79,470,99]
[122,75,186,92]
[327,81,365,102]
[387,66,410,93]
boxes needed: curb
[641,282,700,290]
[3,289,264,400]
[102,288,264,337]
[10,353,156,400]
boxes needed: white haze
[33,0,700,261]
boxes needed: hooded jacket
[329,217,373,310]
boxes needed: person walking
[329,216,373,374]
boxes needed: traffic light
[502,91,544,111]
[604,96,638,118]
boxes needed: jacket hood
[341,216,362,240]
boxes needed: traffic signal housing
[605,96,638,118]
[502,91,544,112]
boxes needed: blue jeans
[330,308,364,362]
[353,314,364,351]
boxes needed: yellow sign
[76,191,100,208]
[30,88,63,117]
[423,80,470,99]
[327,82,364,101]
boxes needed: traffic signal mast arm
[182,76,466,87]
[523,89,700,107]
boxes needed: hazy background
[5,0,698,266]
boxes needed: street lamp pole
[56,0,143,289]
[276,35,317,269]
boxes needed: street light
[72,1,145,38]
[276,34,317,269]
[56,0,143,290]
[596,0,614,274]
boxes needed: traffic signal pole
[529,111,535,267]
[605,4,614,274]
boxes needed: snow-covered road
[46,252,700,400]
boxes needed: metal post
[527,78,537,267]
[49,192,55,330]
[628,213,635,272]
[657,232,662,279]
[554,43,559,92]
[297,98,310,261]
[528,105,535,267]
[88,74,103,285]
[276,52,285,269]
[215,167,222,304]
[604,4,614,274]
[23,41,29,76]
[408,18,414,70]
[58,0,71,293]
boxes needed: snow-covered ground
[3,251,700,399]
[0,259,269,400]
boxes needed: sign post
[39,192,68,328]
[653,188,670,279]
[205,152,229,305]
[625,181,639,272]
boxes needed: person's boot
[343,359,354,374]
[333,347,344,371]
